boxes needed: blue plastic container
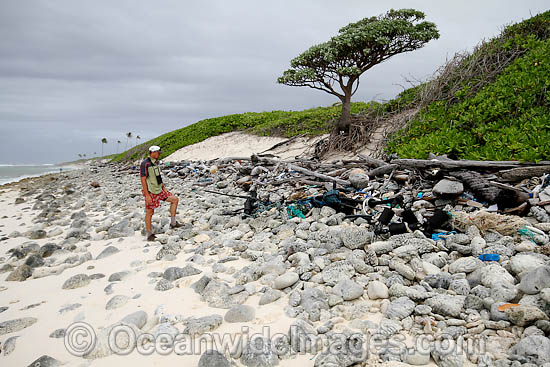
[479,253,500,262]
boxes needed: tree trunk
[336,94,351,134]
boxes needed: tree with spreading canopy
[277,8,440,133]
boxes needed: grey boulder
[62,274,90,289]
[518,266,550,295]
[424,295,465,317]
[240,336,279,367]
[183,315,223,336]
[509,335,550,365]
[332,279,364,301]
[96,246,119,260]
[259,289,283,306]
[26,355,62,367]
[321,260,356,286]
[340,226,373,250]
[433,179,464,196]
[224,305,255,323]
[385,297,416,320]
[273,272,299,290]
[0,317,38,336]
[199,350,231,367]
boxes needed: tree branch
[351,78,360,96]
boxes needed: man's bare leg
[145,208,154,238]
[166,196,180,226]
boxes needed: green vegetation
[278,8,439,132]
[249,103,378,137]
[386,10,550,161]
[111,102,373,162]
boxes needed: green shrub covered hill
[387,10,550,161]
[113,11,549,163]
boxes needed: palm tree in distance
[126,132,132,150]
[136,135,141,146]
[117,140,121,154]
[101,138,107,157]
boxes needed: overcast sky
[0,0,547,164]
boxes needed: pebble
[105,295,129,310]
[0,317,37,336]
[108,270,131,282]
[518,266,550,294]
[433,179,464,196]
[198,350,231,367]
[61,274,90,289]
[6,265,33,281]
[321,260,356,286]
[386,297,416,320]
[240,336,279,367]
[273,272,299,289]
[49,328,66,338]
[509,335,550,365]
[183,315,223,336]
[340,226,373,249]
[505,305,548,326]
[448,256,483,273]
[332,278,364,301]
[120,310,148,329]
[259,289,283,306]
[424,295,465,318]
[224,305,255,323]
[96,246,119,260]
[26,355,62,366]
[2,335,18,355]
[155,279,174,291]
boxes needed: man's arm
[141,176,151,196]
[140,159,153,204]
[141,176,150,196]
[141,176,152,205]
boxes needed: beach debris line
[162,154,550,232]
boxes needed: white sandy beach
[0,167,397,367]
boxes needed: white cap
[149,145,161,152]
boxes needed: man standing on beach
[140,145,182,241]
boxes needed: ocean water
[0,164,80,185]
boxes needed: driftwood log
[368,164,397,178]
[287,164,350,186]
[497,166,550,182]
[358,154,388,168]
[391,158,550,170]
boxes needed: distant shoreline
[0,163,85,188]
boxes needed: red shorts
[145,190,172,210]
